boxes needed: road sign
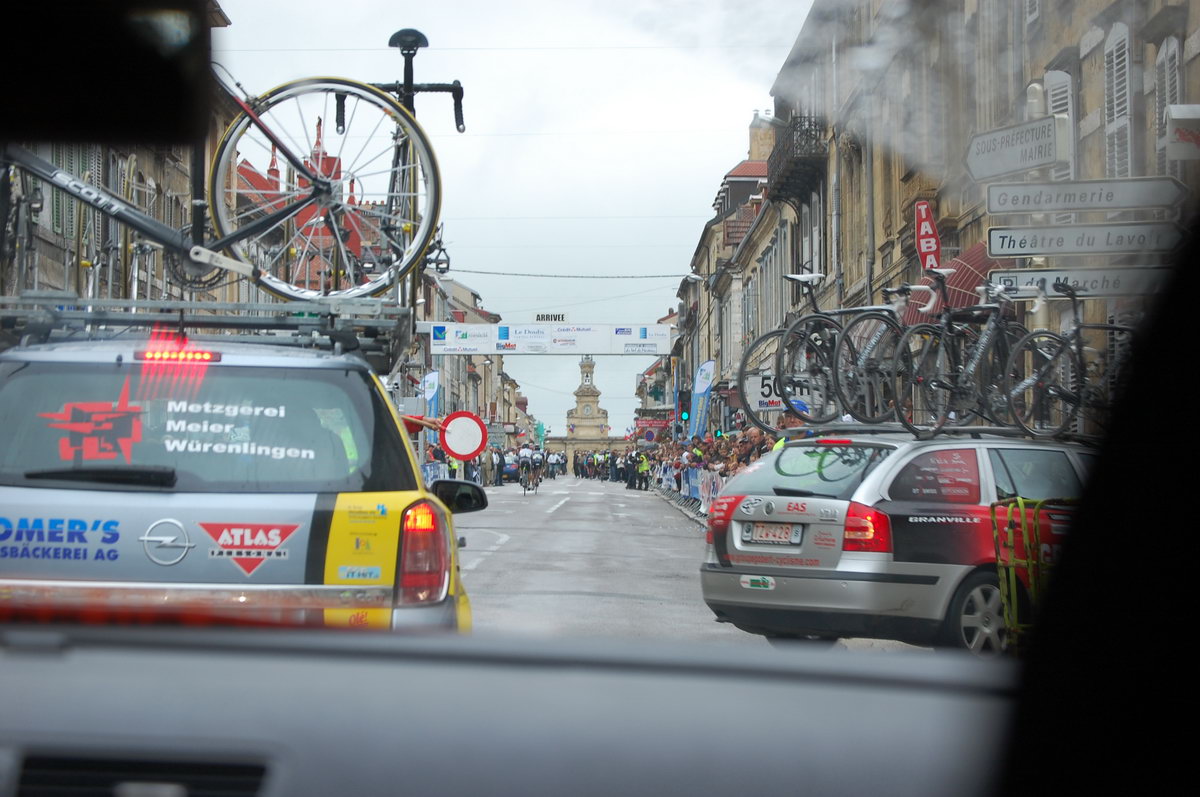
[440,411,488,460]
[987,222,1183,257]
[987,177,1190,213]
[988,267,1171,299]
[965,115,1069,181]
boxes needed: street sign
[965,115,1069,181]
[440,411,488,460]
[988,267,1171,299]
[987,222,1183,257]
[987,177,1190,213]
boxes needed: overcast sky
[213,0,814,435]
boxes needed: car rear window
[0,360,417,493]
[720,444,892,500]
[888,448,981,504]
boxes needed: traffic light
[678,390,692,424]
[714,429,723,438]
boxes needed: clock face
[583,405,592,416]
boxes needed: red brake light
[816,438,852,445]
[135,349,221,362]
[843,502,892,553]
[397,501,450,605]
[706,494,744,543]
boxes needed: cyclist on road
[530,445,545,487]
[518,442,534,486]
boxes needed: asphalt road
[455,475,925,654]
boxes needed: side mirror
[431,479,489,514]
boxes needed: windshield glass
[0,0,1193,658]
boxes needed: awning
[901,242,1014,325]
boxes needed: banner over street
[421,323,672,355]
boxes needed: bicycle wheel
[775,313,842,424]
[975,322,1027,427]
[209,77,441,301]
[832,311,903,424]
[1004,330,1079,437]
[737,329,789,434]
[893,324,958,435]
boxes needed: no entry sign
[439,411,488,460]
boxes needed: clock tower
[566,355,608,439]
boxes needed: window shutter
[1045,70,1076,222]
[1104,24,1132,179]
[1025,0,1040,28]
[1156,37,1182,179]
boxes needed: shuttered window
[1045,70,1076,222]
[1155,36,1182,179]
[1104,23,1132,179]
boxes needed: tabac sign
[914,200,942,270]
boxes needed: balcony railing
[767,115,828,203]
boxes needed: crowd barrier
[421,461,486,486]
[652,462,726,518]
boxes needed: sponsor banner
[426,324,671,355]
[689,360,716,439]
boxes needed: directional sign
[988,267,1171,299]
[987,222,1183,257]
[987,177,1190,213]
[965,115,1069,181]
[440,411,488,460]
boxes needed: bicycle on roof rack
[891,269,1029,436]
[1,32,461,304]
[1004,279,1137,437]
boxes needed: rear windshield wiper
[772,487,837,498]
[24,465,177,487]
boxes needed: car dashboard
[1,625,1015,797]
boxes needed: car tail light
[397,500,450,605]
[843,502,892,553]
[706,494,743,541]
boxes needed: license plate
[744,523,803,545]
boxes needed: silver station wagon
[700,429,1095,656]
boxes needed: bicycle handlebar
[371,80,466,132]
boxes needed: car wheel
[940,571,1007,658]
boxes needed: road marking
[460,529,511,571]
[588,492,604,496]
[546,497,571,514]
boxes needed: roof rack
[783,421,1100,446]
[0,291,412,373]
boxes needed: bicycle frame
[1,93,324,276]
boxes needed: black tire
[974,322,1027,427]
[774,313,842,424]
[737,328,790,434]
[893,324,955,435]
[832,311,904,424]
[939,571,1007,658]
[1004,330,1079,437]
